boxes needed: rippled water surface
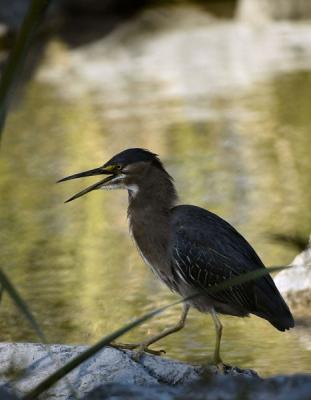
[0,13,311,376]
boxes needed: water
[0,10,311,377]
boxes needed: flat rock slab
[0,343,256,399]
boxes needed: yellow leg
[210,308,223,367]
[111,303,190,359]
[141,303,190,347]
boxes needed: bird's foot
[215,360,225,373]
[203,356,227,374]
[131,344,166,361]
[214,357,229,373]
[109,341,165,360]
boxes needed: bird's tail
[253,276,294,331]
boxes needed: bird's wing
[170,205,294,330]
[170,205,266,311]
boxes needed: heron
[58,148,294,366]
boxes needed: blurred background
[0,0,311,377]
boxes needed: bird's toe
[131,345,166,361]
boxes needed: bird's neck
[128,168,177,211]
[127,168,177,268]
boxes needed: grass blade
[0,268,46,342]
[0,268,79,399]
[22,265,289,400]
[0,0,51,138]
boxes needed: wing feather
[170,205,263,311]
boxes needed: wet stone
[0,342,257,399]
[0,342,310,400]
[275,236,311,310]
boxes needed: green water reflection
[0,69,311,376]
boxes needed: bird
[58,148,294,367]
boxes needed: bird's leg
[134,303,190,359]
[111,303,190,360]
[210,308,224,369]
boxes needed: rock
[0,387,19,400]
[0,0,61,31]
[275,235,311,309]
[83,374,311,400]
[0,0,30,30]
[37,5,311,116]
[0,343,256,399]
[237,0,311,22]
[0,342,310,400]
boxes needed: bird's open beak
[58,166,116,203]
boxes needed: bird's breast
[128,214,174,288]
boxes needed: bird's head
[58,148,170,203]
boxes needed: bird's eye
[115,164,122,170]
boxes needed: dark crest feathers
[106,148,170,176]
